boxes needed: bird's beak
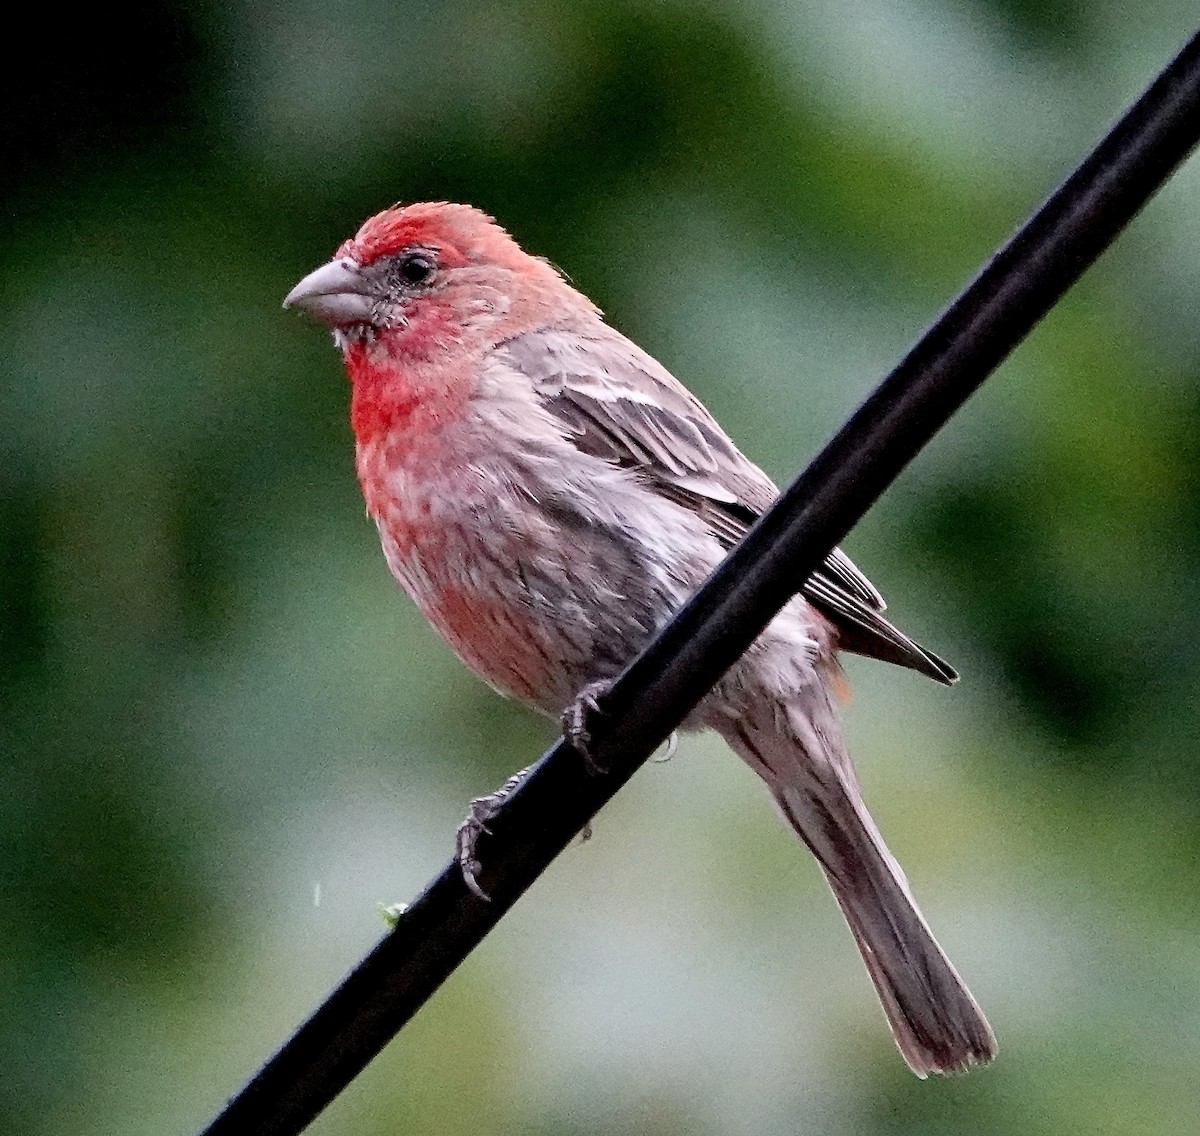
[283,257,376,328]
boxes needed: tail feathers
[721,695,995,1077]
[773,782,996,1076]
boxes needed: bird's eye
[398,253,434,285]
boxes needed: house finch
[284,201,996,1076]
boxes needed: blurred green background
[4,2,1200,1133]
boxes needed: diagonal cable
[200,27,1200,1136]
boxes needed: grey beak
[283,257,376,328]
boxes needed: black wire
[200,28,1200,1136]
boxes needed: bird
[284,201,996,1076]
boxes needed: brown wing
[499,323,956,685]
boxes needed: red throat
[342,330,472,444]
[345,343,416,441]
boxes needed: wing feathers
[499,323,954,685]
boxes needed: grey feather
[499,324,956,685]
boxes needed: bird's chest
[357,436,571,703]
[359,437,505,598]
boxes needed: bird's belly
[372,495,689,715]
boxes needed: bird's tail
[716,688,996,1076]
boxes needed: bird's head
[284,202,576,353]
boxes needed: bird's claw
[455,811,491,900]
[458,683,620,896]
[562,680,612,773]
[454,766,532,900]
[653,730,679,763]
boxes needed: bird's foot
[562,680,612,773]
[455,766,532,900]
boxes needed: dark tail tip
[856,928,997,1076]
[899,1015,997,1078]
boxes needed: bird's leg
[459,677,619,898]
[455,763,596,897]
[563,683,680,769]
[455,766,532,900]
[561,679,612,772]
[458,678,674,900]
